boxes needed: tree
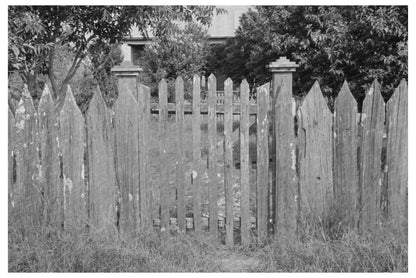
[139,22,210,100]
[206,6,407,105]
[8,6,219,103]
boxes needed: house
[120,6,251,65]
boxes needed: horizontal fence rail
[8,73,408,244]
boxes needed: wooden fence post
[112,63,143,235]
[267,57,299,238]
[111,61,143,101]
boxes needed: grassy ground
[8,223,407,272]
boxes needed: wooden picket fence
[8,74,407,245]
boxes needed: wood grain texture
[359,80,385,231]
[138,83,151,229]
[208,74,218,238]
[38,86,61,229]
[9,108,15,216]
[175,77,186,231]
[192,75,202,232]
[385,80,407,228]
[114,86,140,236]
[274,79,297,236]
[299,81,333,221]
[143,85,152,226]
[256,82,270,241]
[14,86,42,229]
[159,79,170,231]
[240,79,250,245]
[334,81,359,229]
[86,88,117,235]
[59,86,87,231]
[224,78,234,246]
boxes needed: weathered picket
[159,79,169,231]
[59,86,87,231]
[299,81,333,221]
[224,78,234,245]
[274,79,297,236]
[385,79,408,228]
[114,86,140,236]
[137,84,151,228]
[333,82,359,229]
[256,82,270,241]
[359,81,385,231]
[239,79,250,245]
[86,88,117,235]
[192,75,202,232]
[38,86,61,228]
[14,86,42,229]
[208,74,218,238]
[8,69,407,246]
[8,108,15,216]
[175,77,186,231]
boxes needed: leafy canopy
[206,6,407,104]
[8,6,219,100]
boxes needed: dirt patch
[216,249,260,272]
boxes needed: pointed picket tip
[241,79,249,87]
[60,85,83,119]
[62,85,76,105]
[87,86,106,115]
[159,78,168,89]
[175,76,184,84]
[224,77,233,89]
[38,85,54,112]
[362,79,384,109]
[17,84,36,114]
[114,85,138,108]
[387,79,408,106]
[335,80,356,105]
[208,73,216,81]
[301,80,330,112]
[193,74,200,81]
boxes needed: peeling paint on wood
[38,85,61,229]
[192,75,202,232]
[14,86,42,228]
[240,79,250,245]
[159,79,170,231]
[385,80,407,229]
[334,82,359,229]
[224,77,234,246]
[256,82,270,241]
[59,86,87,231]
[86,87,117,236]
[275,79,297,236]
[208,74,218,238]
[299,81,333,222]
[358,80,385,231]
[114,86,140,236]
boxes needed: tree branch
[62,35,96,87]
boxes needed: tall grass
[9,221,407,272]
[8,226,222,272]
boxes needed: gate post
[267,57,299,238]
[267,56,299,98]
[111,61,143,101]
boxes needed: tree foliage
[139,22,210,100]
[206,6,407,104]
[8,6,219,102]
